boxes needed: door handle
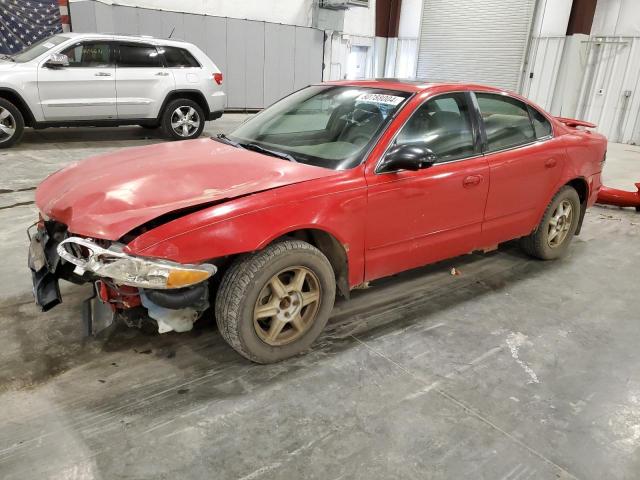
[155,72,170,76]
[545,158,557,168]
[463,175,483,187]
[94,72,111,77]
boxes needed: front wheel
[520,185,581,260]
[0,98,25,148]
[215,240,336,363]
[160,98,205,140]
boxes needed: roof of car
[321,78,509,95]
[60,32,192,47]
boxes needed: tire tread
[215,240,333,363]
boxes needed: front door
[114,43,175,119]
[37,41,117,120]
[365,92,490,281]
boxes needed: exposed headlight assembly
[57,237,216,289]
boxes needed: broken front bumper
[28,222,215,335]
[28,227,62,312]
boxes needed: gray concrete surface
[0,119,639,479]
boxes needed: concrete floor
[0,117,639,479]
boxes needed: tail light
[213,73,223,85]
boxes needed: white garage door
[416,0,537,91]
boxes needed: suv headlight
[57,237,215,289]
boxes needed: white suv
[0,33,226,147]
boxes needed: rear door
[114,42,175,119]
[37,40,117,120]
[474,92,564,245]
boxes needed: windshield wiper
[241,142,298,163]
[212,133,243,148]
[0,54,14,62]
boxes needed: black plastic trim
[156,89,211,120]
[0,87,36,126]
[143,283,208,310]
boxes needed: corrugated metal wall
[576,37,640,144]
[521,36,566,111]
[69,0,324,110]
[415,0,536,91]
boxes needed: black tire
[160,98,205,141]
[520,185,581,260]
[215,240,336,363]
[0,98,25,148]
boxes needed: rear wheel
[215,240,336,363]
[0,98,24,148]
[160,98,205,140]
[520,186,581,260]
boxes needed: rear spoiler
[555,117,597,128]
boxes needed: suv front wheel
[160,98,205,140]
[0,98,25,149]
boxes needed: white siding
[415,0,536,90]
[576,37,640,144]
[521,36,566,111]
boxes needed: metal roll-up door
[416,0,536,91]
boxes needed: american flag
[0,0,70,55]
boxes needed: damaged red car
[29,80,607,363]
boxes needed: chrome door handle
[155,72,170,76]
[94,72,111,77]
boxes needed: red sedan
[29,80,606,363]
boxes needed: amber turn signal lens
[166,269,211,288]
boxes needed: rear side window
[60,42,113,67]
[528,106,552,139]
[117,44,162,68]
[476,93,536,152]
[160,46,200,68]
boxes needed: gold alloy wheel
[253,266,321,346]
[547,199,573,248]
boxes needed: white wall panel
[576,37,640,144]
[521,36,566,111]
[264,24,296,106]
[70,0,314,27]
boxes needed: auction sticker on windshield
[356,93,404,106]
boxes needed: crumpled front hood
[36,139,338,240]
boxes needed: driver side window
[396,93,476,162]
[60,42,113,68]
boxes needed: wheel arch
[262,227,351,299]
[157,90,210,120]
[565,177,589,235]
[0,87,36,127]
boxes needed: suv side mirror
[45,53,69,68]
[378,143,437,173]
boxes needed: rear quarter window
[528,105,553,139]
[161,47,200,68]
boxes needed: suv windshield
[226,86,411,170]
[12,35,70,63]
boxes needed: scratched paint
[506,332,540,384]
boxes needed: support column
[375,0,402,77]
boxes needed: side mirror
[378,143,437,173]
[45,53,69,68]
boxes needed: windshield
[12,35,70,63]
[227,86,411,170]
